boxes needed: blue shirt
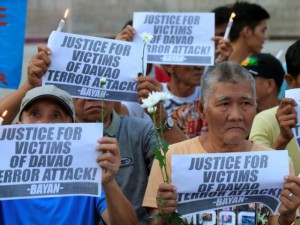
[0,190,106,225]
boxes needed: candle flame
[63,8,69,20]
[230,12,236,20]
[2,110,7,117]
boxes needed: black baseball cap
[241,53,285,89]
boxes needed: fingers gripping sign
[96,137,121,185]
[278,175,300,225]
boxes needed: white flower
[147,106,157,115]
[141,91,172,108]
[157,92,173,102]
[140,32,154,43]
[141,92,160,108]
[100,77,107,85]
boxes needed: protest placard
[285,88,300,150]
[133,12,215,65]
[43,31,142,102]
[0,123,102,200]
[172,150,289,218]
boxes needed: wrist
[273,135,291,149]
[278,215,296,225]
[102,178,116,189]
[156,116,174,132]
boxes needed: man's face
[215,22,228,37]
[247,20,268,53]
[73,98,114,124]
[168,65,205,86]
[20,99,73,124]
[253,76,272,112]
[202,80,256,145]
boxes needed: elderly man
[0,85,137,225]
[143,61,300,225]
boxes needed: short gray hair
[201,61,256,107]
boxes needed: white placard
[133,12,215,65]
[43,31,143,102]
[172,150,289,215]
[0,123,103,200]
[285,88,300,150]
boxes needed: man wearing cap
[0,44,156,225]
[0,85,138,225]
[242,53,285,113]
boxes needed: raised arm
[97,137,138,225]
[0,44,51,124]
[272,98,297,150]
[212,36,233,64]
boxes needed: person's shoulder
[256,105,279,117]
[169,137,202,153]
[120,115,153,129]
[253,106,279,125]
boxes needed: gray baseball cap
[18,85,75,122]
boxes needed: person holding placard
[71,84,157,225]
[143,61,300,225]
[0,85,138,225]
[250,40,300,177]
[228,2,270,63]
[127,10,233,139]
[2,44,156,225]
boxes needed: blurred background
[1,0,299,97]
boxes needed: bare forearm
[278,215,296,225]
[103,179,138,225]
[157,108,187,144]
[0,81,33,124]
[271,135,291,150]
[163,124,187,144]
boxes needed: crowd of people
[0,1,300,225]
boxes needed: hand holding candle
[56,8,69,32]
[0,110,7,125]
[223,12,236,39]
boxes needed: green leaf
[162,140,169,154]
[154,148,165,169]
[149,212,184,225]
[148,213,162,219]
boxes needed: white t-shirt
[162,83,201,116]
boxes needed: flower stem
[142,42,146,76]
[160,102,170,184]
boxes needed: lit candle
[223,12,236,39]
[0,110,8,125]
[56,8,69,32]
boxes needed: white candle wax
[223,20,233,40]
[223,12,236,40]
[56,19,65,32]
[0,117,3,126]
